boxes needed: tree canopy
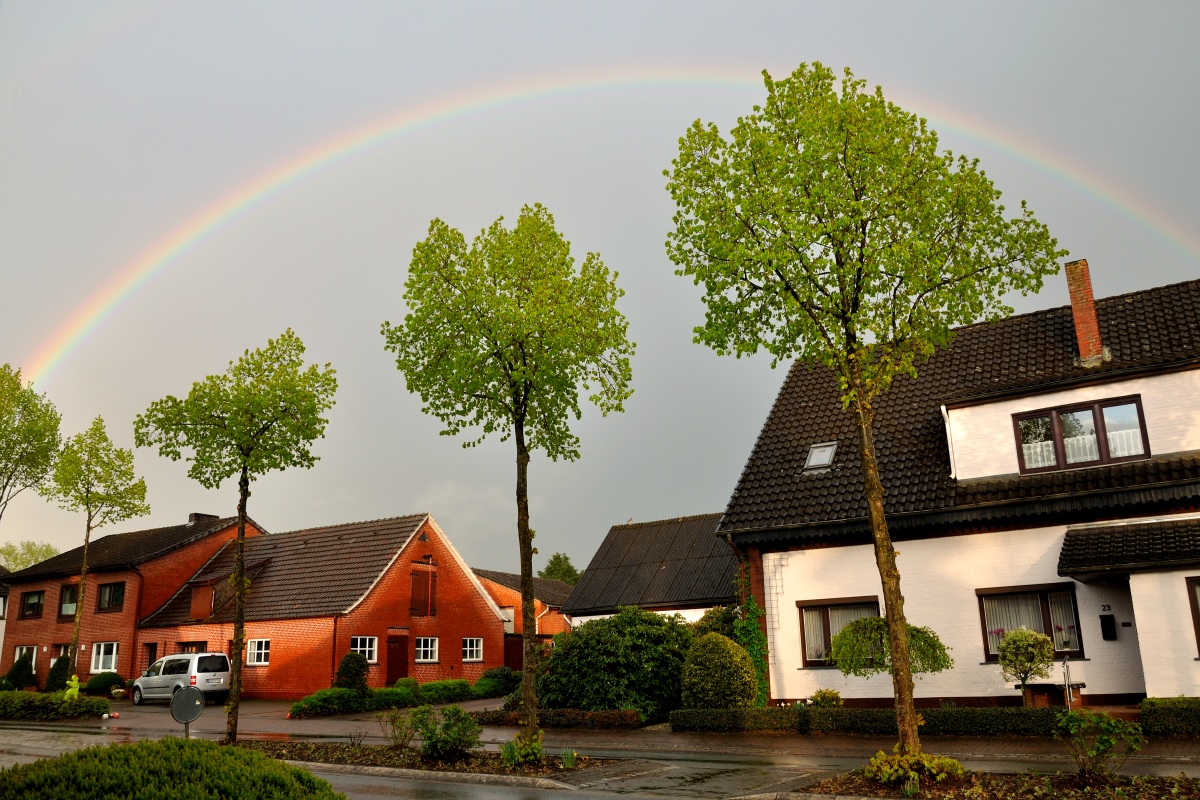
[830,616,953,678]
[135,328,336,743]
[382,203,633,734]
[0,364,61,527]
[538,552,582,586]
[665,62,1064,754]
[0,540,59,571]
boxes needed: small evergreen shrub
[691,605,737,639]
[997,628,1055,702]
[43,657,71,694]
[82,672,126,697]
[0,678,14,692]
[333,652,370,694]
[417,678,473,704]
[808,688,843,708]
[1055,708,1145,784]
[1140,696,1200,737]
[393,677,419,698]
[864,746,965,794]
[410,704,482,762]
[288,686,417,718]
[5,653,35,690]
[472,666,519,698]
[0,738,343,799]
[0,692,109,720]
[499,729,543,767]
[681,633,756,710]
[670,707,806,733]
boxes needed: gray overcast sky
[2,2,1198,573]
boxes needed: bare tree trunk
[224,467,249,744]
[514,418,539,736]
[69,516,94,678]
[848,374,921,756]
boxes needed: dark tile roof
[141,514,428,627]
[721,280,1200,539]
[4,515,247,582]
[562,513,736,616]
[472,568,574,607]
[1059,517,1200,576]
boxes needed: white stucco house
[722,260,1200,707]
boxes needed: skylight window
[804,441,837,471]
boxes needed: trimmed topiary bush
[333,652,370,694]
[538,606,695,720]
[82,672,126,697]
[0,737,344,799]
[808,688,843,708]
[5,653,35,690]
[393,677,419,698]
[670,707,806,732]
[1141,696,1200,737]
[417,679,473,704]
[0,692,109,721]
[997,628,1055,703]
[43,657,71,694]
[692,605,737,639]
[681,633,756,710]
[288,686,417,719]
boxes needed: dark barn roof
[721,280,1200,545]
[472,568,574,607]
[562,513,736,616]
[142,515,427,626]
[1059,517,1200,579]
[5,514,246,582]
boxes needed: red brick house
[0,513,255,686]
[140,514,511,699]
[472,568,573,637]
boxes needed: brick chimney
[188,512,219,525]
[1065,259,1109,367]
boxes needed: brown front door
[504,634,523,671]
[386,635,408,683]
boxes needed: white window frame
[246,639,270,666]
[14,645,36,673]
[415,637,438,663]
[350,636,378,664]
[462,637,483,662]
[90,641,118,673]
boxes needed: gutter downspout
[331,615,340,686]
[535,604,551,635]
[130,564,146,676]
[941,404,957,480]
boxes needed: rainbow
[21,64,1200,386]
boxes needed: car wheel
[132,686,144,705]
[210,691,229,706]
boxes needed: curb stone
[287,759,577,791]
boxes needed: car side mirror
[142,670,149,677]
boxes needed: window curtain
[982,593,1043,654]
[1048,591,1079,650]
[828,603,878,638]
[802,608,825,660]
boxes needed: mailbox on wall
[1099,614,1118,641]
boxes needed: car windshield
[145,661,163,677]
[197,655,228,673]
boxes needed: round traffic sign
[170,686,205,724]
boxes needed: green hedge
[81,673,126,697]
[0,738,343,799]
[288,687,416,719]
[0,691,109,721]
[473,708,642,729]
[671,707,804,732]
[669,705,1061,735]
[416,679,474,704]
[1141,697,1200,737]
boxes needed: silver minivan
[132,652,231,705]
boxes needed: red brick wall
[477,577,571,635]
[140,518,510,699]
[0,522,259,687]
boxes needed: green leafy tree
[665,62,1064,753]
[538,552,581,586]
[40,416,149,675]
[134,329,336,743]
[996,627,1055,703]
[681,632,756,710]
[0,364,61,527]
[381,203,634,734]
[0,540,59,571]
[830,616,953,678]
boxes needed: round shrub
[5,653,35,690]
[681,633,756,710]
[393,677,419,698]
[83,672,126,696]
[538,606,696,720]
[808,688,843,708]
[334,651,369,693]
[43,656,71,694]
[0,678,14,692]
[997,628,1055,698]
[0,737,343,799]
[692,606,737,639]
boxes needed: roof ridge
[612,512,723,529]
[272,513,428,537]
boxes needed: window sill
[979,658,1090,665]
[95,608,123,614]
[415,661,439,665]
[246,663,269,668]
